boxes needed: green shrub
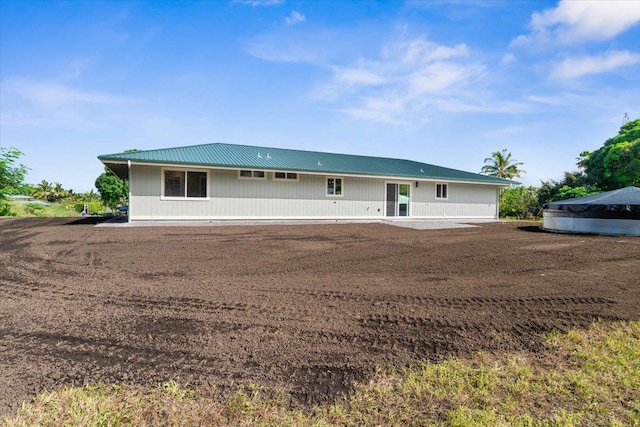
[555,185,601,201]
[74,201,103,214]
[24,203,45,216]
[499,186,539,219]
[0,202,15,216]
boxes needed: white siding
[410,182,498,218]
[129,165,500,220]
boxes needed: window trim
[435,182,448,200]
[238,169,267,180]
[273,171,299,182]
[326,176,344,197]
[161,167,210,200]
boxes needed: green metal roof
[98,142,513,185]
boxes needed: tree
[51,182,70,202]
[481,149,525,179]
[95,167,128,211]
[555,185,601,201]
[78,189,101,202]
[579,118,640,190]
[0,147,28,215]
[537,171,601,205]
[32,180,54,202]
[499,186,539,218]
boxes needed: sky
[1,0,639,192]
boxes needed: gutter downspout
[128,160,131,224]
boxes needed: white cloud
[244,29,348,65]
[0,79,138,129]
[551,50,640,79]
[248,30,530,124]
[4,79,125,107]
[501,53,516,66]
[524,94,569,106]
[332,66,386,86]
[394,39,469,64]
[408,61,477,94]
[341,93,408,125]
[284,11,305,26]
[317,37,487,123]
[233,0,284,7]
[513,0,640,47]
[484,126,525,138]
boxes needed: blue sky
[1,0,639,192]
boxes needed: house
[98,143,512,222]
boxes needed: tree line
[0,148,126,216]
[482,117,639,218]
[2,118,638,218]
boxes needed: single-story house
[98,143,513,222]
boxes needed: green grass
[3,321,639,427]
[3,201,109,218]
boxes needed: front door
[386,183,410,217]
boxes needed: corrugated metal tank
[543,187,640,236]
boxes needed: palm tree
[481,149,525,179]
[52,182,70,202]
[32,180,53,201]
[80,189,101,202]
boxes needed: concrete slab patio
[97,216,497,230]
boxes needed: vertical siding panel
[131,165,498,220]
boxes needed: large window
[163,169,208,198]
[327,177,343,196]
[436,183,448,199]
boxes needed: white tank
[543,187,640,236]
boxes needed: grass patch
[3,321,639,426]
[4,201,109,217]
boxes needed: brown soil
[1,218,639,416]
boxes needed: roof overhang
[101,158,513,187]
[101,161,129,180]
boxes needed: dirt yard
[1,218,638,416]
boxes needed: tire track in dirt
[103,294,254,314]
[1,218,639,416]
[0,328,220,387]
[251,287,618,308]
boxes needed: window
[239,170,266,180]
[436,183,448,199]
[274,172,298,181]
[164,170,185,197]
[327,177,343,196]
[163,169,208,198]
[187,172,207,197]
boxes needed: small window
[327,177,343,196]
[436,183,448,199]
[163,169,208,198]
[239,170,266,180]
[274,171,298,181]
